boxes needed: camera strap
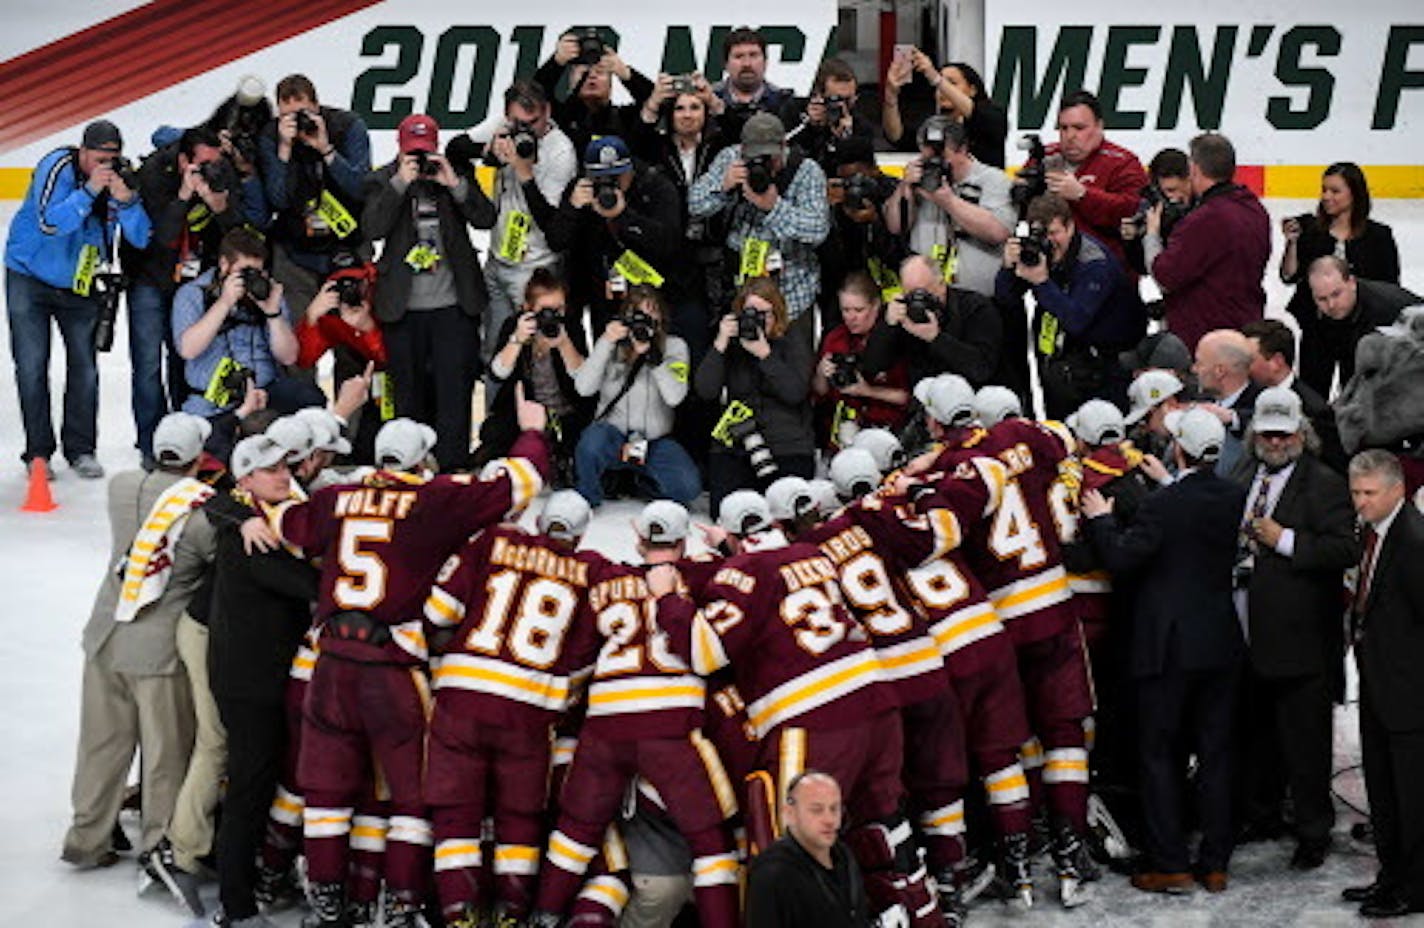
[594,354,647,422]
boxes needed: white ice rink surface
[2,198,1423,926]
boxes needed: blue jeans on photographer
[5,268,99,465]
[575,421,702,507]
[127,282,188,462]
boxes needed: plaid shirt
[688,145,830,320]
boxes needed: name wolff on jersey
[489,535,591,587]
[333,488,419,520]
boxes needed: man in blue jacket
[5,119,152,478]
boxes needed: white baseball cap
[266,416,318,463]
[851,428,905,473]
[829,447,882,502]
[151,412,211,468]
[538,490,591,542]
[635,500,691,544]
[807,478,840,515]
[1070,399,1127,446]
[231,434,289,479]
[375,418,437,471]
[1125,369,1184,425]
[1164,407,1225,461]
[718,490,773,536]
[766,476,817,523]
[294,407,352,454]
[1252,386,1304,434]
[974,385,1022,427]
[923,374,977,427]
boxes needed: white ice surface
[2,198,1424,926]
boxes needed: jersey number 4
[988,480,1047,570]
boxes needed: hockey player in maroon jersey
[655,491,939,927]
[909,375,1096,909]
[423,490,604,927]
[255,397,550,928]
[528,500,740,928]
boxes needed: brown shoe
[1131,871,1194,894]
[1198,871,1229,893]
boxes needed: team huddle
[196,368,1117,928]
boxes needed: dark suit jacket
[1087,469,1247,679]
[1359,503,1424,731]
[1290,377,1347,472]
[1241,454,1357,680]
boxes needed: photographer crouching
[573,286,700,507]
[995,193,1145,419]
[296,257,385,461]
[812,272,910,451]
[173,228,325,456]
[695,278,815,517]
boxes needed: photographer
[694,278,815,517]
[997,193,1146,418]
[1119,148,1191,277]
[687,113,831,347]
[476,269,589,474]
[858,254,1002,389]
[817,138,903,332]
[812,272,910,450]
[1144,133,1270,353]
[5,119,152,479]
[258,74,373,322]
[535,29,656,157]
[295,259,385,460]
[546,136,681,338]
[885,116,1014,298]
[482,80,579,372]
[780,57,876,171]
[172,228,323,427]
[201,75,273,195]
[884,50,1007,167]
[362,114,494,472]
[123,127,257,466]
[573,286,700,506]
[708,26,795,140]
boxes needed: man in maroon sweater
[1145,133,1271,352]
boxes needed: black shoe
[1235,818,1285,844]
[1343,881,1387,904]
[110,821,132,853]
[1360,892,1420,919]
[1289,838,1329,871]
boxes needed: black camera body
[904,288,943,325]
[1015,220,1053,268]
[744,155,773,195]
[822,94,849,124]
[535,307,563,339]
[1011,133,1048,216]
[919,156,946,192]
[737,307,764,342]
[295,110,319,137]
[330,277,366,307]
[1129,182,1192,241]
[413,151,441,177]
[197,157,237,194]
[727,416,779,480]
[576,27,605,66]
[221,361,255,397]
[106,156,139,190]
[829,352,860,389]
[92,271,127,353]
[621,309,657,344]
[240,266,272,303]
[592,176,621,210]
[511,121,538,160]
[842,173,885,211]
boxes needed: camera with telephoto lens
[576,27,605,66]
[727,417,779,480]
[904,288,942,325]
[744,155,773,195]
[92,272,127,353]
[829,352,860,389]
[592,176,621,210]
[737,307,764,342]
[197,157,237,194]
[534,307,563,339]
[1010,133,1047,215]
[295,110,318,137]
[413,151,441,177]
[1014,220,1052,268]
[918,155,946,192]
[671,74,697,96]
[822,94,849,124]
[330,276,366,307]
[621,309,657,344]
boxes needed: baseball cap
[635,500,691,544]
[851,428,904,474]
[151,412,212,468]
[740,114,786,159]
[584,136,632,177]
[266,416,318,463]
[829,447,882,502]
[231,434,289,479]
[924,374,977,427]
[1119,331,1192,375]
[375,418,437,471]
[807,478,840,515]
[1252,386,1304,434]
[293,407,353,455]
[974,386,1022,427]
[766,476,817,523]
[1069,399,1127,446]
[718,490,773,536]
[398,114,440,154]
[539,490,591,542]
[82,119,123,151]
[1164,407,1225,461]
[1124,369,1184,425]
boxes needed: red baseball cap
[398,114,440,154]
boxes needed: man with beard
[709,27,794,140]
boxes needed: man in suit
[1342,450,1424,918]
[1192,329,1262,476]
[1308,256,1420,391]
[1082,407,1246,894]
[1233,387,1357,867]
[1241,318,1346,472]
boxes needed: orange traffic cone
[20,458,57,512]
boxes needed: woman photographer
[295,259,385,461]
[475,268,588,477]
[694,278,815,517]
[1279,162,1400,396]
[572,285,700,506]
[811,272,910,451]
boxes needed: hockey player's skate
[1050,822,1092,908]
[526,912,564,928]
[347,899,378,927]
[147,837,206,917]
[254,863,302,912]
[1086,793,1130,865]
[932,872,967,928]
[382,896,431,928]
[302,881,347,927]
[956,855,996,904]
[995,833,1034,911]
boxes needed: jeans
[127,282,185,459]
[6,268,99,464]
[574,421,702,506]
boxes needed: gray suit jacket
[82,470,216,675]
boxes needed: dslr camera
[918,155,946,192]
[671,74,698,96]
[744,155,774,195]
[829,352,860,389]
[240,266,272,302]
[197,157,237,194]
[621,309,657,344]
[329,277,366,307]
[534,307,563,339]
[1127,182,1192,241]
[105,156,139,189]
[727,416,779,480]
[736,307,764,342]
[592,175,621,210]
[412,151,441,177]
[842,173,884,211]
[1010,133,1048,216]
[904,288,942,325]
[295,110,319,137]
[1014,220,1053,268]
[575,27,605,66]
[822,94,850,124]
[220,361,255,397]
[483,121,539,167]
